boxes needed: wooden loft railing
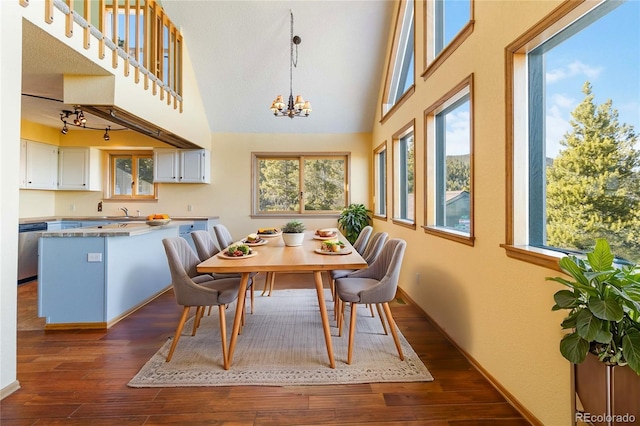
[19,0,183,112]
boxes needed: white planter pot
[282,232,305,247]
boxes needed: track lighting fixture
[59,106,125,139]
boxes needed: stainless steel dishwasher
[18,222,48,284]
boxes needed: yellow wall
[370,1,570,425]
[12,1,578,423]
[20,121,371,240]
[51,131,370,231]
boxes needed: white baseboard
[0,380,20,400]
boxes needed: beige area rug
[128,289,433,387]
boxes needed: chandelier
[270,10,312,118]
[59,106,125,140]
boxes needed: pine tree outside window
[508,0,640,265]
[252,153,349,216]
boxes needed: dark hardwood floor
[2,274,530,425]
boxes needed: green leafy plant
[337,203,372,244]
[546,239,640,375]
[281,219,305,233]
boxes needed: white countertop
[41,222,180,237]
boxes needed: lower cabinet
[38,226,178,328]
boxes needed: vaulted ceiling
[20,1,394,135]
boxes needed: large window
[252,153,349,215]
[374,142,388,219]
[435,0,471,55]
[423,0,474,79]
[507,0,640,266]
[425,76,473,244]
[392,122,415,227]
[108,151,156,200]
[382,0,415,120]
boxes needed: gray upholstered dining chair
[328,225,373,303]
[213,224,235,250]
[162,237,243,366]
[335,238,406,364]
[352,225,373,255]
[191,230,255,314]
[330,231,388,317]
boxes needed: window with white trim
[393,122,415,226]
[508,0,640,265]
[424,0,473,76]
[425,77,473,243]
[382,0,415,117]
[374,142,387,219]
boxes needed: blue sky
[442,0,639,158]
[545,0,640,157]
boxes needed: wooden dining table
[197,229,367,369]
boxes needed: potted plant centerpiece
[546,239,640,422]
[281,219,306,247]
[337,203,372,244]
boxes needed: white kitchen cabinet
[152,149,179,182]
[19,140,27,188]
[23,140,58,190]
[153,148,210,183]
[58,147,102,191]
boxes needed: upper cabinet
[22,140,58,190]
[153,149,210,184]
[58,147,102,191]
[20,141,103,191]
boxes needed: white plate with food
[257,229,282,238]
[241,238,268,246]
[218,250,258,259]
[314,248,352,255]
[313,233,338,240]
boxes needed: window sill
[391,218,416,230]
[423,226,474,246]
[501,244,562,272]
[250,213,340,219]
[373,214,388,222]
[380,85,416,125]
[422,20,475,81]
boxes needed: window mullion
[528,51,545,247]
[435,114,446,226]
[299,156,304,214]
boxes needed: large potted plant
[547,239,640,423]
[337,203,372,244]
[281,219,305,247]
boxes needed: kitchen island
[38,222,179,329]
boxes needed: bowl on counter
[146,218,172,226]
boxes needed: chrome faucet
[120,207,129,217]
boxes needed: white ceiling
[21,0,394,135]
